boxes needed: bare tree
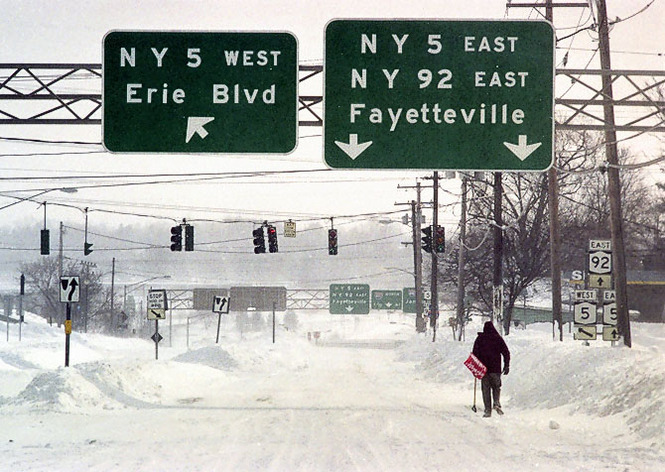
[20,257,115,332]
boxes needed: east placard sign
[103,31,297,153]
[324,20,554,170]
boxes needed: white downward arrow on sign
[334,134,373,160]
[503,135,542,161]
[186,117,215,143]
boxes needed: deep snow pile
[399,319,665,449]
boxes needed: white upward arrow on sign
[334,134,373,160]
[186,117,215,143]
[503,135,542,161]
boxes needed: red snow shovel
[464,353,486,413]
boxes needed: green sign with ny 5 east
[324,20,554,170]
[329,284,370,314]
[103,31,297,153]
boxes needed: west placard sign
[103,31,298,153]
[324,20,554,170]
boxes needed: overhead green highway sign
[371,290,402,310]
[329,284,370,314]
[103,31,297,153]
[324,20,554,170]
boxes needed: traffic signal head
[421,226,432,253]
[170,225,182,251]
[328,228,338,255]
[184,224,194,251]
[267,225,278,253]
[84,242,93,256]
[435,225,445,253]
[253,227,266,254]
[40,229,50,255]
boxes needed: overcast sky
[0,0,663,229]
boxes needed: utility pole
[58,221,64,326]
[431,171,439,341]
[597,0,631,347]
[411,195,426,333]
[398,182,426,333]
[456,175,468,341]
[492,173,503,330]
[111,257,116,333]
[545,0,564,342]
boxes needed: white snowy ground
[1,310,664,472]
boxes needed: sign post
[103,31,298,154]
[324,20,554,170]
[212,295,231,344]
[60,276,80,367]
[147,289,168,359]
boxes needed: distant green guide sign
[329,284,370,314]
[324,20,554,170]
[402,288,417,314]
[371,290,402,310]
[103,31,298,153]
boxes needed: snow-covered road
[1,313,664,471]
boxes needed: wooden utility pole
[431,172,439,341]
[597,0,631,347]
[545,0,564,342]
[411,181,426,332]
[492,173,504,329]
[456,175,468,341]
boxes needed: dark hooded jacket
[472,321,510,374]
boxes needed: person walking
[472,321,510,418]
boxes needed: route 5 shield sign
[574,301,597,325]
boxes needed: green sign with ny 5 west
[324,20,554,170]
[103,31,297,153]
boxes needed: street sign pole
[64,302,71,367]
[155,320,159,360]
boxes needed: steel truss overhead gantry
[0,63,323,126]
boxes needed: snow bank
[400,320,665,448]
[172,345,238,370]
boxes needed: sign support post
[60,276,80,367]
[65,303,71,367]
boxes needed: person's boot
[483,410,491,418]
[494,405,504,415]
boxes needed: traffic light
[421,226,432,253]
[84,242,93,256]
[184,224,194,251]
[434,225,445,253]
[328,228,338,255]
[253,227,266,254]
[170,225,182,251]
[267,225,278,253]
[40,229,50,255]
